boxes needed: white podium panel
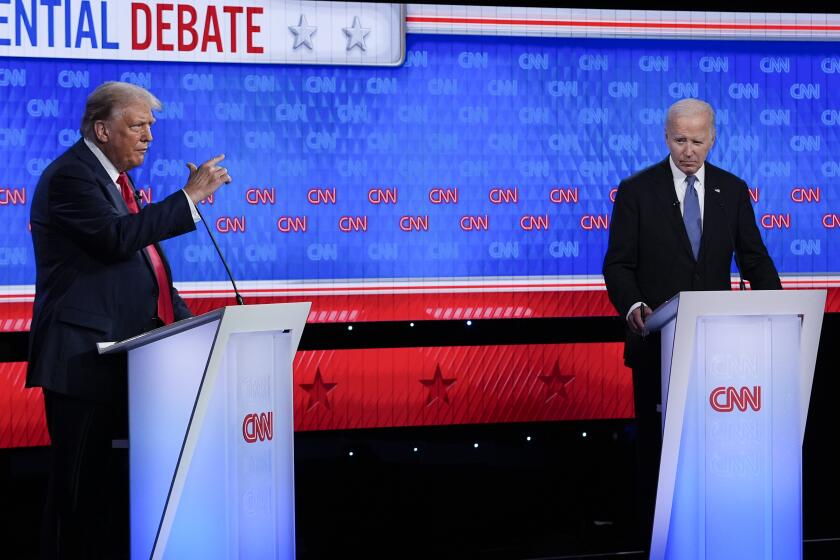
[165,332,295,559]
[646,290,825,560]
[128,318,221,559]
[664,316,800,559]
[101,303,310,560]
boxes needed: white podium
[99,302,310,560]
[644,290,825,560]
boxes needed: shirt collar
[669,155,706,186]
[83,138,120,185]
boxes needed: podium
[99,302,310,560]
[644,290,825,560]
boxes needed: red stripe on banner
[176,282,608,295]
[406,16,840,32]
[10,278,840,302]
[183,291,619,322]
[292,343,633,431]
[2,287,839,329]
[0,362,49,449]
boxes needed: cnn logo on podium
[709,386,762,412]
[242,412,274,443]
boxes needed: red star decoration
[419,364,456,406]
[538,361,575,402]
[299,368,338,411]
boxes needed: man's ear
[93,120,109,144]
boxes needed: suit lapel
[122,173,161,279]
[70,140,128,215]
[123,178,175,289]
[72,140,163,280]
[652,158,696,261]
[698,164,723,263]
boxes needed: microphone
[713,187,746,291]
[194,203,246,306]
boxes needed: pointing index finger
[205,154,225,166]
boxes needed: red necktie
[117,172,175,325]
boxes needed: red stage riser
[293,343,633,431]
[3,286,827,447]
[0,342,632,448]
[0,362,49,448]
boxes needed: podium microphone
[713,187,746,291]
[194,204,246,305]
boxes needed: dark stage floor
[2,419,839,559]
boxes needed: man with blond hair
[28,81,232,558]
[603,98,781,546]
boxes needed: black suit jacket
[603,157,781,367]
[27,140,196,401]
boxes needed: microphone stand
[194,204,246,305]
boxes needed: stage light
[347,325,353,331]
[466,320,472,326]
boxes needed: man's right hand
[627,304,652,336]
[183,154,231,204]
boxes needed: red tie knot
[117,173,139,213]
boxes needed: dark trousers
[40,390,128,560]
[629,333,663,551]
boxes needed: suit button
[694,273,701,281]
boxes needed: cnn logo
[242,412,273,443]
[709,386,762,412]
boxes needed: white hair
[80,81,161,139]
[666,98,716,139]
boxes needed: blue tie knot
[686,175,697,189]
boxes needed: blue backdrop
[1,34,838,289]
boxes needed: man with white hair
[602,98,781,545]
[27,81,232,558]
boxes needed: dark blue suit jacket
[603,157,781,368]
[27,140,196,401]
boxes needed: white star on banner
[289,14,317,50]
[342,16,370,52]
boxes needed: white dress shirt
[669,156,706,221]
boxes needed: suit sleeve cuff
[182,190,201,223]
[626,301,646,322]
